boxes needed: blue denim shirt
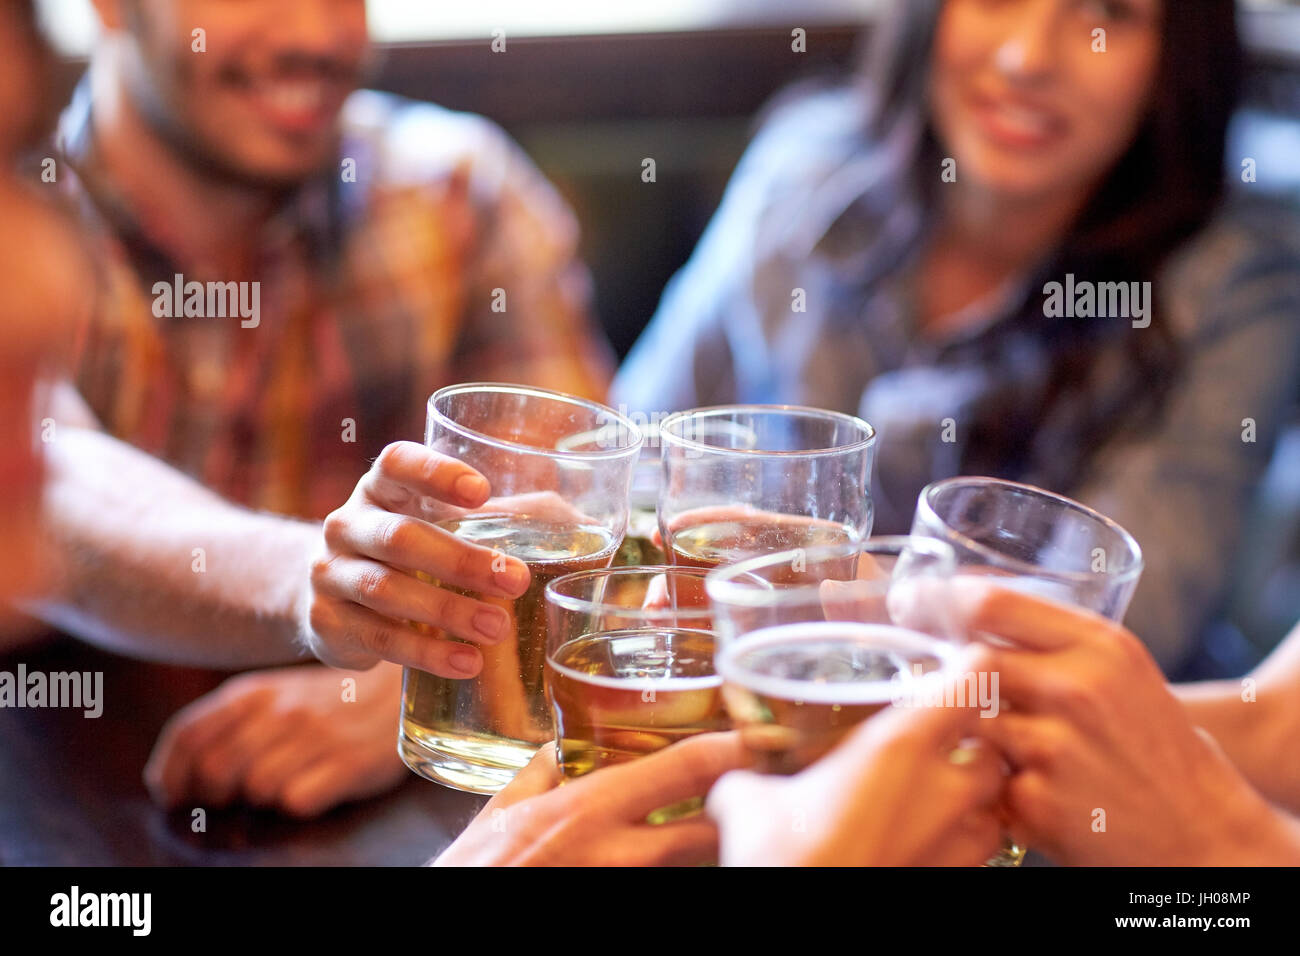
[613,86,1300,672]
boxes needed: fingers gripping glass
[399,383,642,794]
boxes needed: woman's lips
[968,90,1068,151]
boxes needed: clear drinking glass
[658,405,877,571]
[911,477,1144,621]
[544,566,724,779]
[706,535,1021,866]
[705,537,960,772]
[909,477,1146,865]
[399,383,642,794]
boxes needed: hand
[951,580,1300,865]
[301,441,532,676]
[707,659,1004,866]
[434,733,748,866]
[144,661,409,818]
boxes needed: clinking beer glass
[398,383,642,794]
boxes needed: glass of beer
[910,479,1145,865]
[716,621,955,775]
[707,536,961,773]
[708,535,1023,866]
[399,383,642,794]
[544,566,725,781]
[911,477,1144,621]
[658,405,876,572]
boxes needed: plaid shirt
[56,85,613,520]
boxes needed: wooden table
[0,635,487,866]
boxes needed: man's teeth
[261,81,324,114]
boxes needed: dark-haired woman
[614,0,1300,673]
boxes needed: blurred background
[34,0,1300,671]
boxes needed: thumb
[482,742,561,811]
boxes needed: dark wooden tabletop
[0,635,487,866]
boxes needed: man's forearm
[30,426,319,668]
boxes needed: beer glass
[399,383,642,794]
[707,536,1023,866]
[706,536,961,775]
[658,405,876,571]
[909,478,1145,866]
[545,566,724,779]
[911,477,1144,621]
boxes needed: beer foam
[716,621,952,705]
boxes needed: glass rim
[916,476,1145,583]
[658,404,877,459]
[715,620,958,704]
[546,564,716,619]
[554,420,662,455]
[705,535,957,609]
[427,382,643,461]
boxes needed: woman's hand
[434,733,747,866]
[952,581,1300,865]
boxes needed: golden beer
[400,513,619,793]
[546,627,726,778]
[717,622,945,775]
[667,517,860,578]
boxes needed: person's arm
[1173,621,1300,814]
[31,406,318,668]
[30,386,535,675]
[1069,210,1300,672]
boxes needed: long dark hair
[863,0,1243,488]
